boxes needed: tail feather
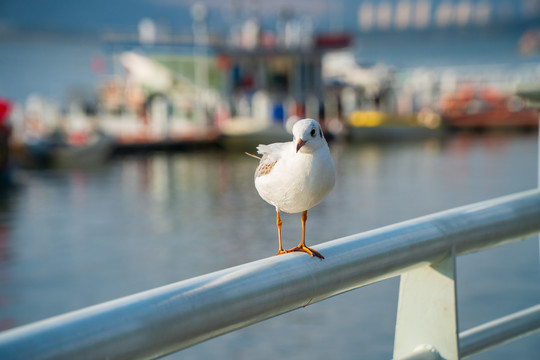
[244,152,261,160]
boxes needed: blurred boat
[51,131,116,168]
[99,52,219,150]
[347,109,444,140]
[101,11,355,150]
[8,95,116,169]
[440,84,538,130]
[20,130,116,169]
[327,56,445,140]
[443,108,538,130]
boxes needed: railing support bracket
[394,250,459,360]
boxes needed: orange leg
[275,210,287,256]
[287,210,324,259]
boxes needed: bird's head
[292,118,327,154]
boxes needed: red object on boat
[314,32,353,49]
[0,97,13,125]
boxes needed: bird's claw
[287,245,324,259]
[274,249,288,256]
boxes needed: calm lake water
[0,132,539,359]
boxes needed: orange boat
[440,84,538,129]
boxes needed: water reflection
[0,132,538,359]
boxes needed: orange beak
[296,139,306,152]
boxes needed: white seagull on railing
[249,118,336,259]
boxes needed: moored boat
[440,84,538,130]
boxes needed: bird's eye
[310,129,316,137]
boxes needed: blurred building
[356,0,540,32]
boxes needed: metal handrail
[0,189,539,359]
[459,304,540,358]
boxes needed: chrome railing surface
[0,189,539,359]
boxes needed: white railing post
[393,249,459,360]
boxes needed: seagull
[252,118,336,259]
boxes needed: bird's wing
[255,142,290,178]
